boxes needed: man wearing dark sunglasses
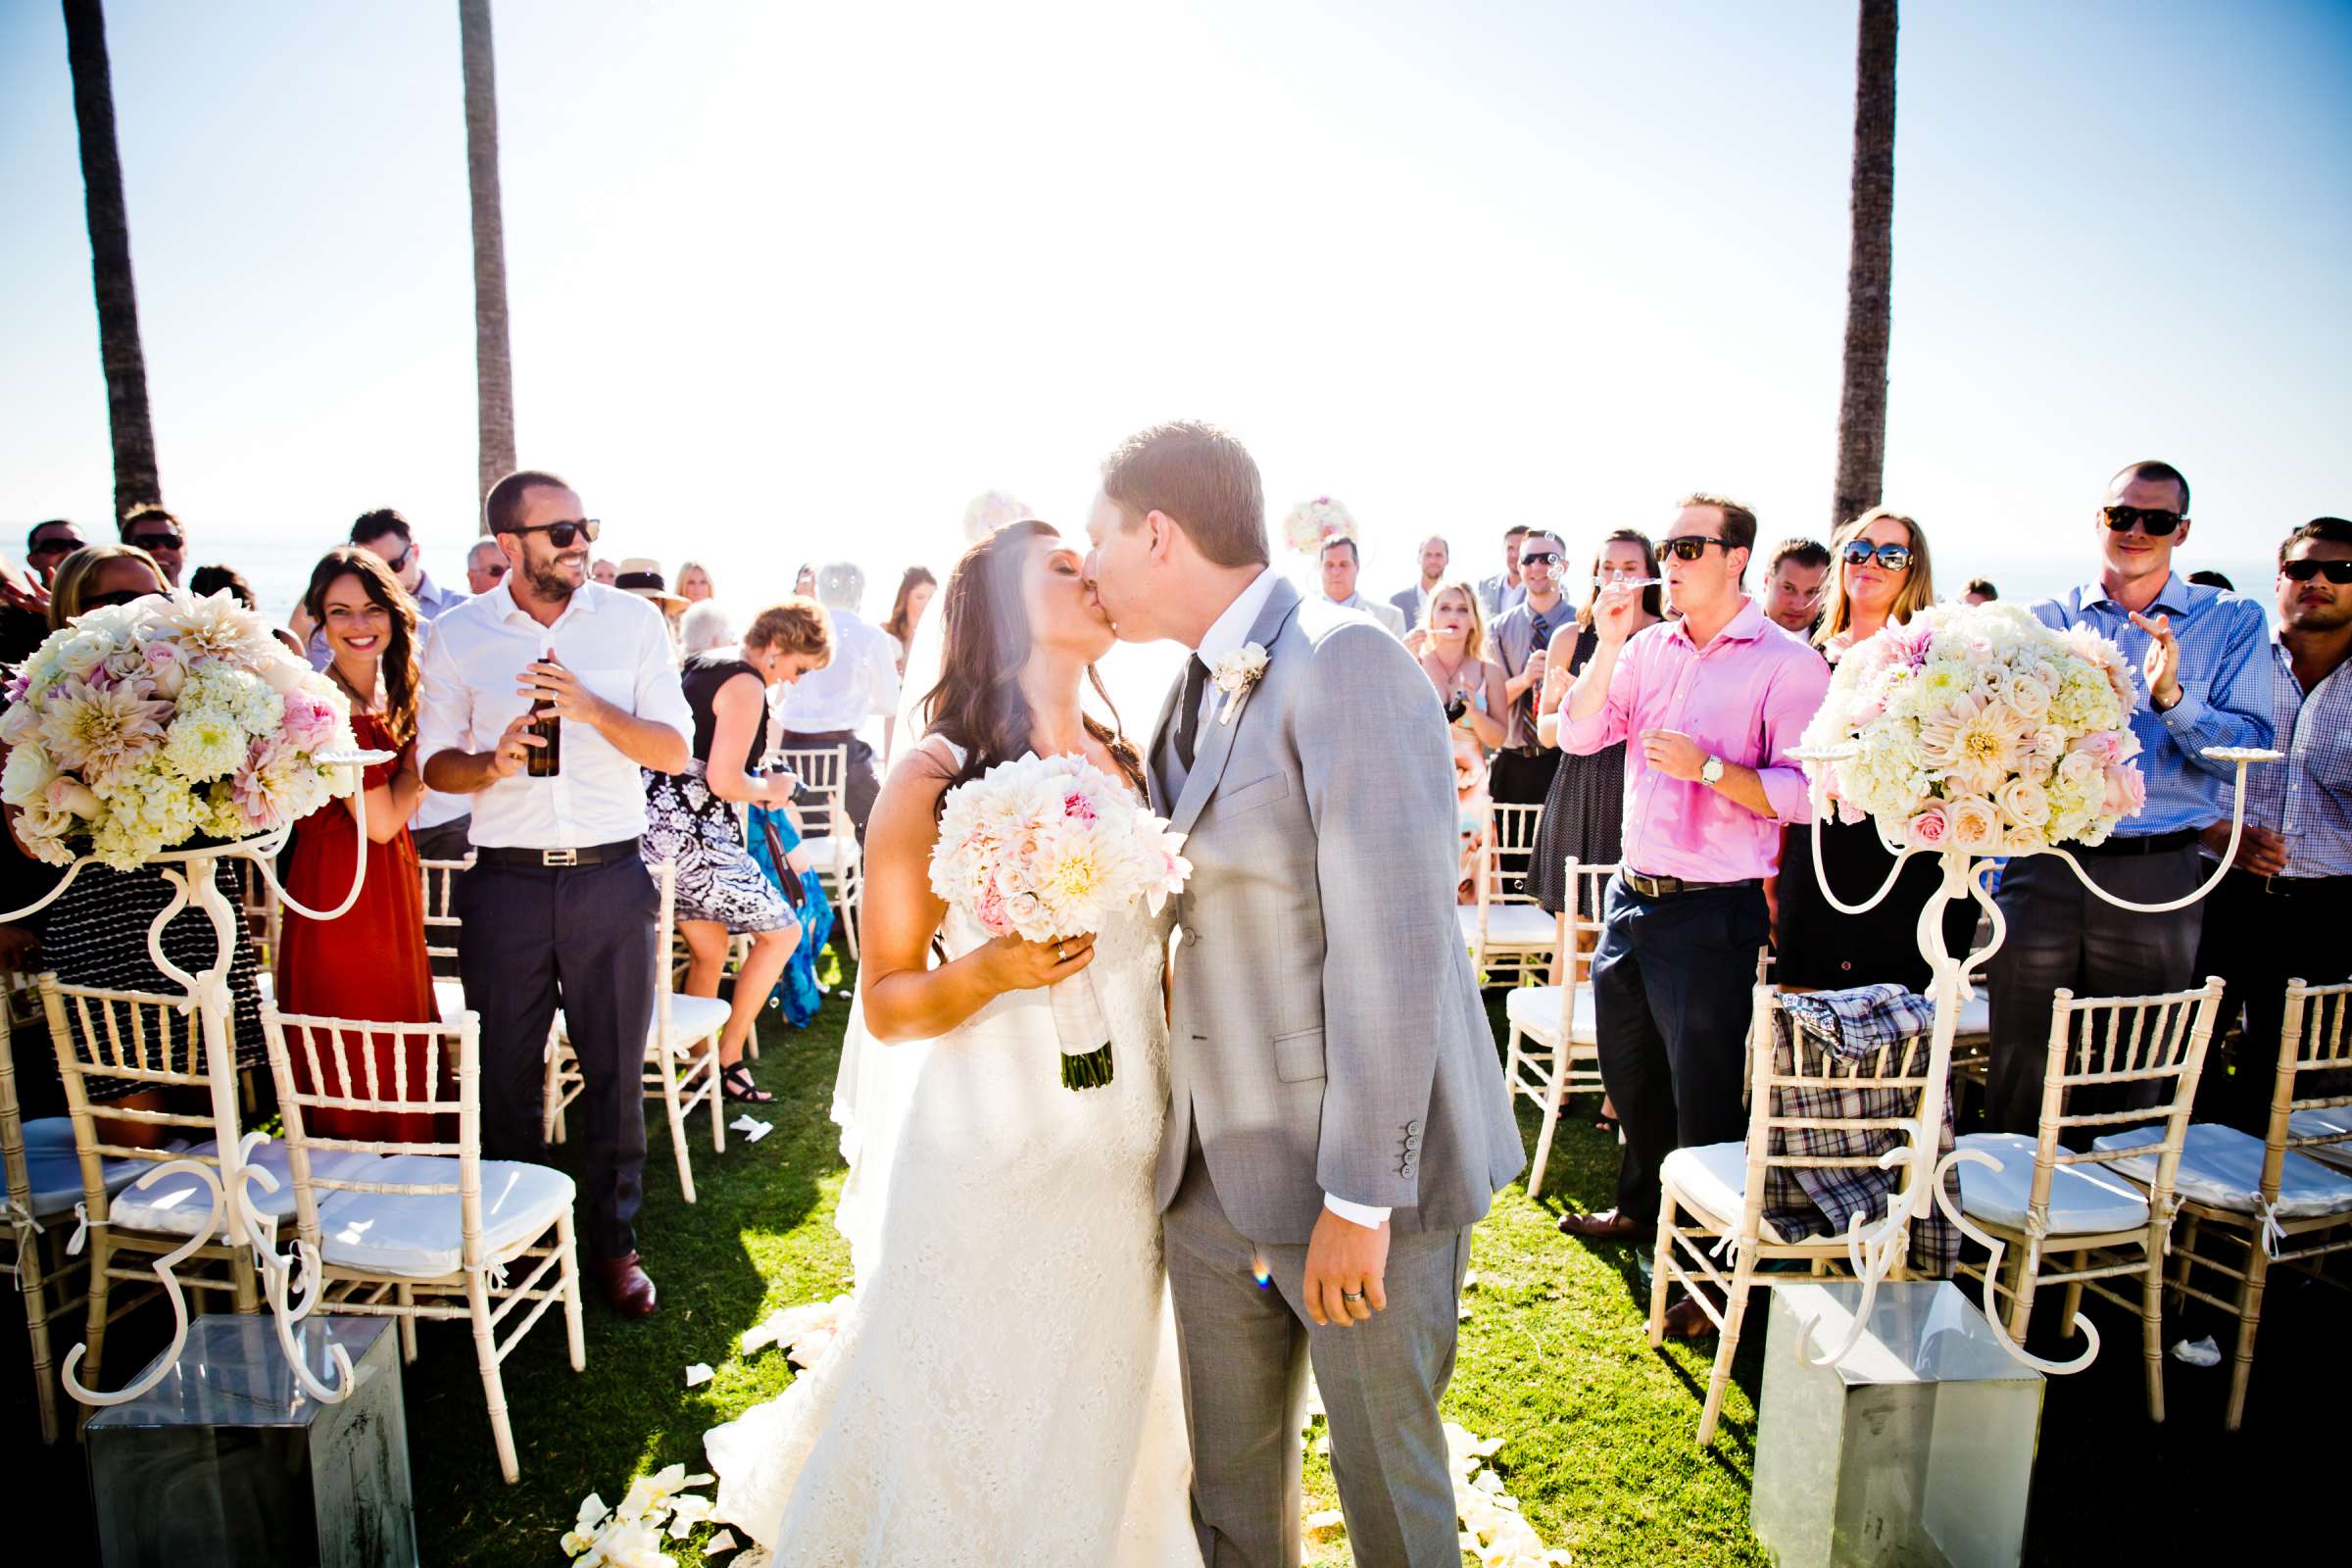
[1982,460,2276,1135]
[2190,516,2352,1132]
[1488,531,1571,813]
[465,537,509,595]
[418,467,694,1321]
[24,519,85,587]
[117,504,186,585]
[1551,495,1829,1335]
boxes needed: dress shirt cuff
[1756,763,1814,824]
[2156,687,2211,743]
[1323,1193,1392,1228]
[1558,709,1611,756]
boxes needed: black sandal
[720,1064,775,1104]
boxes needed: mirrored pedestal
[1753,1281,2042,1568]
[85,1313,416,1567]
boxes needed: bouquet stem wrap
[1051,969,1115,1091]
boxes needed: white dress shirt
[416,580,692,850]
[776,610,901,734]
[1178,568,1392,1231]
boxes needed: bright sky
[4,0,2347,622]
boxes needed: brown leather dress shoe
[1556,1207,1652,1243]
[596,1252,659,1318]
[1662,1295,1717,1341]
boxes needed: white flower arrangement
[1210,642,1270,725]
[961,489,1032,545]
[1798,601,2148,855]
[928,751,1191,1088]
[0,589,359,870]
[561,1463,717,1566]
[1280,495,1356,556]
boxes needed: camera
[1444,694,1469,723]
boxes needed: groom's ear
[1147,509,1184,565]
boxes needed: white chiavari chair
[1456,801,1553,985]
[417,856,474,1019]
[1500,858,1614,1195]
[772,742,860,960]
[543,860,728,1201]
[261,1004,584,1484]
[1951,977,2225,1422]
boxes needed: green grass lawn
[12,970,2343,1563]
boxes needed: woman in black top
[640,600,834,1102]
[1774,509,1977,991]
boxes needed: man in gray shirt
[1487,530,1571,808]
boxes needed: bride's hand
[980,931,1097,993]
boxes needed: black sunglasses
[1841,540,1915,571]
[507,518,601,549]
[478,560,509,579]
[2281,558,2352,585]
[126,530,183,552]
[2102,505,2184,537]
[1517,550,1562,567]
[79,588,153,611]
[26,535,81,557]
[1661,535,1733,562]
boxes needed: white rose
[1946,796,2000,854]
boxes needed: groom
[1086,422,1524,1567]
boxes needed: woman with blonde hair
[1416,580,1508,751]
[677,561,716,603]
[1775,507,1974,989]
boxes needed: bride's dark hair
[921,519,1145,805]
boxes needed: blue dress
[747,803,836,1028]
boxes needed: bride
[704,520,1202,1565]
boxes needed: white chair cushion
[106,1140,386,1241]
[654,994,734,1052]
[1941,992,1990,1039]
[256,971,275,1006]
[2288,1106,2352,1172]
[1953,1131,2150,1236]
[315,1154,574,1278]
[2092,1123,2352,1221]
[1504,983,1596,1045]
[1460,904,1555,948]
[1659,1140,1750,1226]
[431,976,469,1021]
[21,1120,146,1220]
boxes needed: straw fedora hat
[613,557,689,610]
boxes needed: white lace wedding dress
[703,749,1201,1566]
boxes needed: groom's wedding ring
[1341,1289,1366,1303]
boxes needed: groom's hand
[1303,1208,1391,1327]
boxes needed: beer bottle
[525,648,562,778]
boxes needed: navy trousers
[456,854,659,1260]
[1590,875,1769,1224]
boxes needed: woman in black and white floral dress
[642,600,835,1103]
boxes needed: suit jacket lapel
[1169,577,1302,836]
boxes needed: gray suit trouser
[1163,1143,1469,1568]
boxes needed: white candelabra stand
[1788,744,2279,1374]
[1,748,392,1407]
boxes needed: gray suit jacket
[1151,576,1523,1245]
[1388,586,1423,632]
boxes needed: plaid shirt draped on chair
[1767,984,1960,1277]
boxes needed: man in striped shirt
[2192,516,2352,1131]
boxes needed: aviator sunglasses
[1661,535,1733,562]
[1840,540,1914,571]
[2102,505,2184,537]
[2281,558,2352,585]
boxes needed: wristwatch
[1699,756,1726,787]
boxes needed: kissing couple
[704,421,1522,1566]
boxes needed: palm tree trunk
[1831,0,1898,532]
[460,0,515,525]
[61,0,161,519]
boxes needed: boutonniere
[1211,644,1269,725]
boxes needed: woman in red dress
[277,547,442,1144]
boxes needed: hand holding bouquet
[929,752,1190,1090]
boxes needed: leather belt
[2250,871,2352,898]
[471,838,641,869]
[2075,827,2198,858]
[1620,869,1759,898]
[1502,744,1546,759]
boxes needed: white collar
[495,575,606,632]
[1330,591,1363,610]
[1197,567,1277,666]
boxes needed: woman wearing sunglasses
[1773,509,1976,991]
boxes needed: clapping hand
[2127,611,2183,710]
[0,555,49,616]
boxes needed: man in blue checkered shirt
[2191,516,2352,1131]
[1984,461,2277,1134]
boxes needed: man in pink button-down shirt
[1550,494,1829,1334]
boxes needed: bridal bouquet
[1798,602,2147,855]
[929,751,1190,1089]
[1,590,359,870]
[1281,494,1356,556]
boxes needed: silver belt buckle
[542,847,579,867]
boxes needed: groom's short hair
[1101,421,1268,568]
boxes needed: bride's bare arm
[858,748,1100,1043]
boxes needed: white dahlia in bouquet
[1280,494,1357,557]
[1,591,360,870]
[1799,602,2148,856]
[929,751,1190,1089]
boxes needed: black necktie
[1174,655,1209,774]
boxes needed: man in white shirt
[1388,533,1449,636]
[1317,537,1405,637]
[418,469,692,1320]
[775,562,900,841]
